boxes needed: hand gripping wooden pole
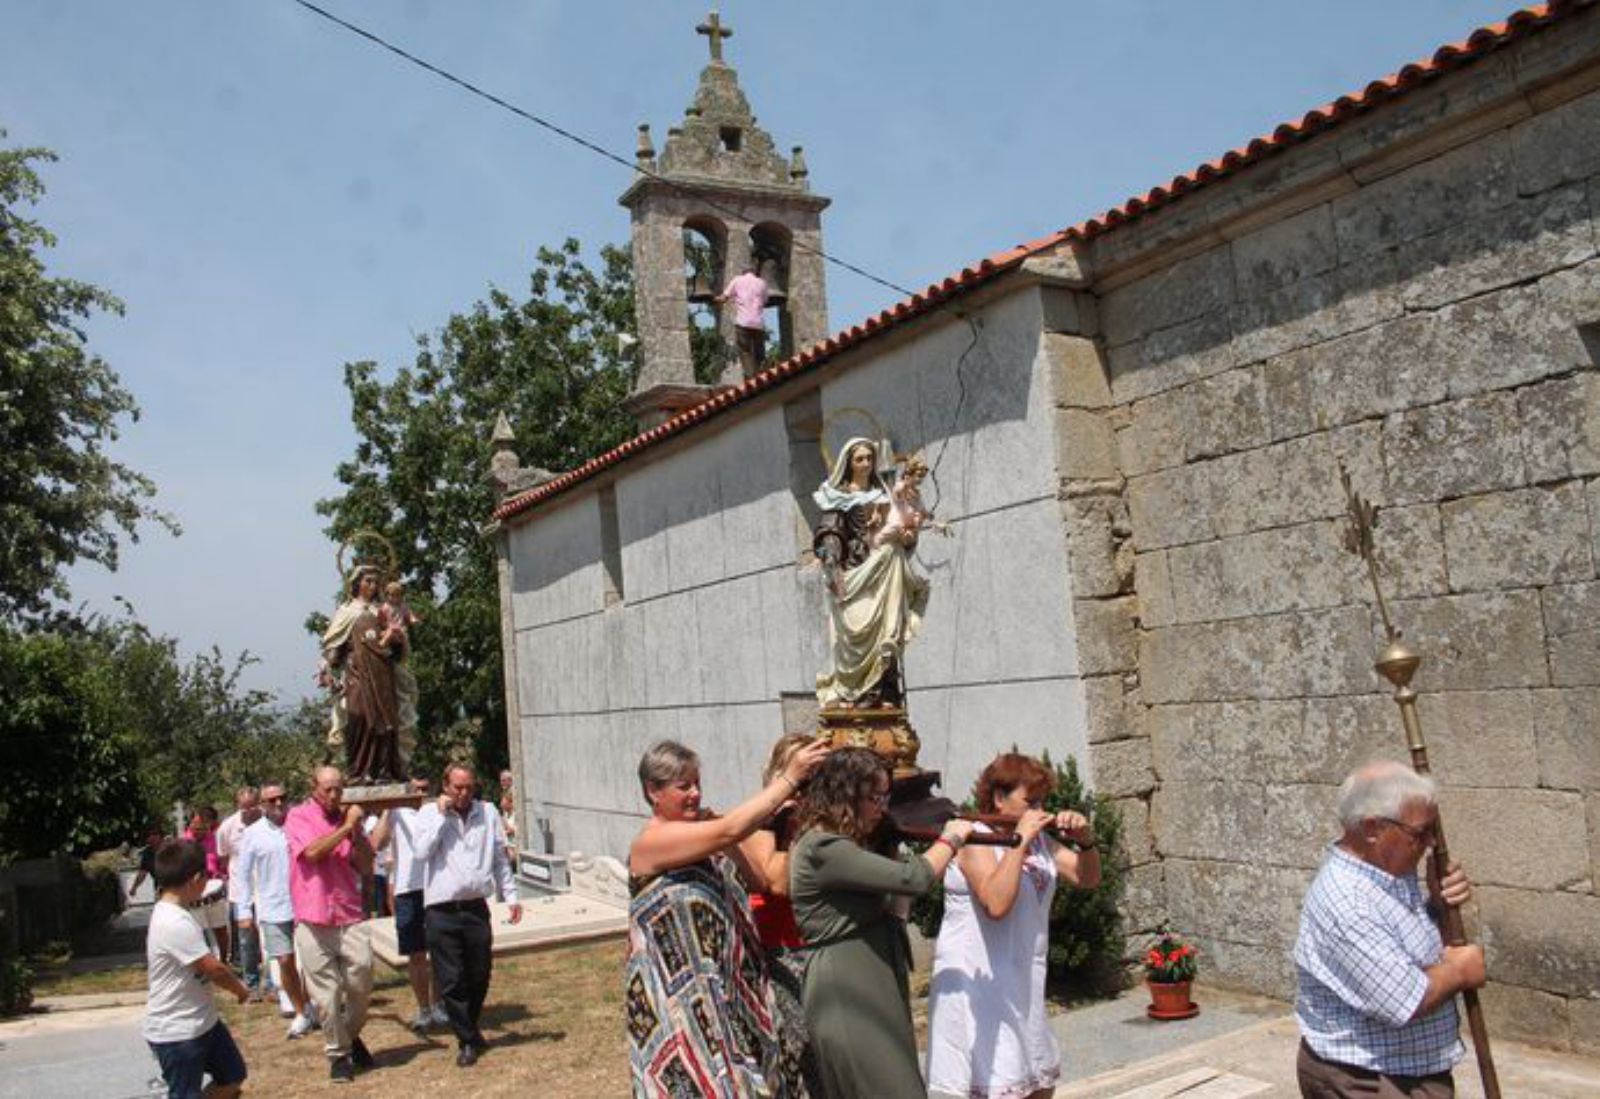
[1340,465,1501,1098]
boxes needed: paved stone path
[1045,987,1600,1098]
[0,1004,159,1099]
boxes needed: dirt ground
[221,938,632,1097]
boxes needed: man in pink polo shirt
[286,766,377,1084]
[715,263,769,379]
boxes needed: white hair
[1338,760,1436,830]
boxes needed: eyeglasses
[1379,817,1436,844]
[261,796,285,804]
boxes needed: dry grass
[221,937,633,1097]
[29,959,149,997]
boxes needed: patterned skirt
[626,860,785,1098]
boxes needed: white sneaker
[287,1013,315,1040]
[407,1008,431,1034]
[277,989,296,1018]
[429,1003,450,1027]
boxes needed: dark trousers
[426,899,493,1048]
[734,325,765,378]
[1298,1040,1455,1098]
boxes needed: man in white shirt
[370,774,445,1034]
[214,787,260,978]
[412,764,522,1067]
[233,783,317,1039]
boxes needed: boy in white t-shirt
[145,839,251,1099]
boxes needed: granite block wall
[1075,29,1600,1046]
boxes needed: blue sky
[1,0,1517,702]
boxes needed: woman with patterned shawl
[626,738,829,1098]
[812,437,930,708]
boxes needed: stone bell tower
[620,11,831,429]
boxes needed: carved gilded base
[817,705,921,777]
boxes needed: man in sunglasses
[234,783,317,1039]
[1294,761,1486,1097]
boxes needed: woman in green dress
[788,749,975,1098]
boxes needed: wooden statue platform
[343,783,426,812]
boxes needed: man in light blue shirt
[1294,761,1485,1097]
[412,764,522,1068]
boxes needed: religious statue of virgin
[811,436,932,709]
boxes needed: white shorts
[194,882,228,930]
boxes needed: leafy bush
[72,849,126,951]
[0,956,33,1016]
[910,751,1128,997]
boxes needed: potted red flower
[1143,927,1199,1019]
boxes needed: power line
[284,0,919,300]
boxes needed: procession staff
[1340,465,1500,1096]
[1294,762,1485,1098]
[411,764,521,1068]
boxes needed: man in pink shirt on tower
[285,765,378,1084]
[715,263,769,379]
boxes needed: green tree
[0,136,174,622]
[0,616,325,861]
[0,624,146,860]
[314,239,637,776]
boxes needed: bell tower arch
[620,11,831,429]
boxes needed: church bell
[757,257,787,303]
[686,272,717,304]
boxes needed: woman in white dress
[926,754,1102,1099]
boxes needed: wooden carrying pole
[1340,467,1501,1098]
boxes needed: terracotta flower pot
[1147,979,1195,1019]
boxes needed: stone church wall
[1077,12,1600,1049]
[508,289,1096,866]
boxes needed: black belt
[427,897,490,913]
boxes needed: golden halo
[818,406,888,472]
[336,529,398,585]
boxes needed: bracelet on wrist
[931,836,955,855]
[938,832,964,852]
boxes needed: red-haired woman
[788,748,974,1097]
[925,753,1101,1099]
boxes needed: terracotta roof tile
[493,0,1584,525]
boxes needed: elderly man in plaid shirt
[1294,761,1486,1098]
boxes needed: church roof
[493,0,1585,525]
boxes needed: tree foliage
[0,136,174,623]
[314,239,637,776]
[0,616,321,862]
